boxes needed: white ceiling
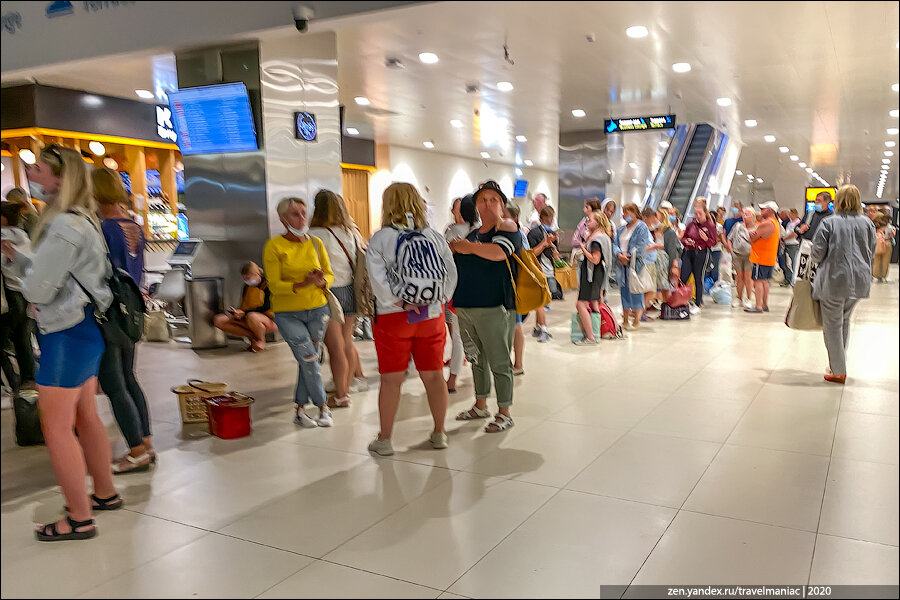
[3,1,898,200]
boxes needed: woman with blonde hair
[613,202,652,329]
[309,189,367,407]
[811,184,876,384]
[93,167,156,474]
[726,207,756,309]
[263,197,336,428]
[213,261,277,352]
[1,145,121,540]
[365,183,457,455]
[574,209,613,344]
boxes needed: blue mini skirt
[36,306,105,388]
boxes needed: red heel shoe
[824,374,846,384]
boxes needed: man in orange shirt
[745,201,780,313]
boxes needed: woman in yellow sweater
[263,197,335,428]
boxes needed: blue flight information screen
[168,83,258,155]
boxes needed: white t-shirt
[711,223,725,251]
[783,219,801,246]
[309,226,357,287]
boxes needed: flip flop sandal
[484,414,515,433]
[513,368,525,376]
[35,516,96,542]
[456,406,491,421]
[112,453,152,475]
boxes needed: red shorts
[373,310,447,374]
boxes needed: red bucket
[205,393,254,439]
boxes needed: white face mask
[244,277,261,287]
[287,224,308,237]
[28,181,52,203]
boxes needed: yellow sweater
[262,235,334,313]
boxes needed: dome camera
[293,5,314,32]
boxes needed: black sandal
[35,516,96,542]
[91,493,124,511]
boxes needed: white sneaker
[316,407,334,427]
[294,410,318,428]
[732,299,741,308]
[743,300,753,310]
[324,380,336,394]
[689,304,701,315]
[350,378,369,393]
[429,431,448,450]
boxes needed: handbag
[628,254,655,294]
[667,279,692,307]
[785,279,822,330]
[311,236,345,325]
[326,227,375,317]
[14,393,44,446]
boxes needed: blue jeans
[274,306,330,407]
[619,271,645,311]
[707,250,722,283]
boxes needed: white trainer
[350,378,369,393]
[294,410,318,428]
[316,407,334,427]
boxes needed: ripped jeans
[274,306,330,407]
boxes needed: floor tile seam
[280,556,449,597]
[558,486,685,511]
[676,506,822,535]
[812,532,900,549]
[837,407,900,418]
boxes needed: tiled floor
[2,272,898,598]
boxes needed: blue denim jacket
[613,221,651,284]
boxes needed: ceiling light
[629,162,638,168]
[888,128,899,135]
[735,170,743,175]
[135,89,154,99]
[883,158,892,164]
[354,96,370,106]
[886,141,896,147]
[497,81,514,92]
[572,109,586,118]
[480,151,491,159]
[450,119,463,128]
[345,127,359,136]
[764,135,776,142]
[672,62,691,73]
[18,149,36,165]
[659,141,669,148]
[631,178,640,184]
[893,83,900,92]
[745,119,758,127]
[779,146,789,153]
[423,141,434,149]
[103,157,118,170]
[716,97,732,107]
[626,25,648,38]
[89,141,106,156]
[418,52,439,64]
[798,162,807,167]
[524,159,534,166]
[516,135,527,142]
[756,178,764,183]
[515,168,524,177]
[747,175,754,181]
[891,110,900,118]
[805,167,813,173]
[790,155,799,161]
[886,151,895,157]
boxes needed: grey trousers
[819,297,860,376]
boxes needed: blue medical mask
[669,215,676,223]
[814,204,824,213]
[731,208,739,216]
[624,216,635,224]
[27,181,51,203]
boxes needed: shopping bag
[785,279,822,330]
[628,255,655,294]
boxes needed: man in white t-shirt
[527,193,558,229]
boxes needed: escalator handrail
[661,123,698,209]
[685,126,719,218]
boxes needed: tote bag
[628,254,655,294]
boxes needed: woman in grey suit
[810,185,876,384]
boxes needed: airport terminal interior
[1,1,898,598]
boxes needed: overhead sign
[294,111,317,142]
[156,105,177,143]
[604,114,675,133]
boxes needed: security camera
[293,5,314,32]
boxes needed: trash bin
[185,276,227,349]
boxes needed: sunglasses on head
[478,180,502,192]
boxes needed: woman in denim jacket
[613,203,651,330]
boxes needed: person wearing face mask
[263,197,335,428]
[680,198,719,312]
[797,192,834,242]
[1,144,122,541]
[724,202,744,236]
[213,262,277,353]
[614,203,652,330]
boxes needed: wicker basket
[172,380,228,424]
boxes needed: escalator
[644,123,720,219]
[666,124,714,217]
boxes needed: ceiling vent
[465,83,480,94]
[385,57,405,69]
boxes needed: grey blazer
[810,214,876,301]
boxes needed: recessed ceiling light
[798,162,807,167]
[735,170,743,175]
[626,25,648,38]
[886,141,897,147]
[515,168,524,177]
[891,109,900,118]
[790,155,799,161]
[631,178,640,184]
[779,146,789,153]
[757,178,764,183]
[883,159,892,164]
[716,97,732,107]
[18,149,36,165]
[886,151,895,157]
[497,81,514,92]
[659,141,669,148]
[354,96,370,105]
[888,128,899,135]
[418,52,439,64]
[629,162,638,168]
[572,109,586,118]
[745,119,758,127]
[450,119,463,128]
[135,89,154,99]
[423,141,435,149]
[764,135,776,142]
[893,83,900,92]
[524,159,534,167]
[805,167,813,173]
[516,135,527,142]
[89,141,106,156]
[346,127,359,136]
[480,151,491,159]
[672,62,691,73]
[103,157,118,170]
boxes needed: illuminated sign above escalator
[604,114,676,133]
